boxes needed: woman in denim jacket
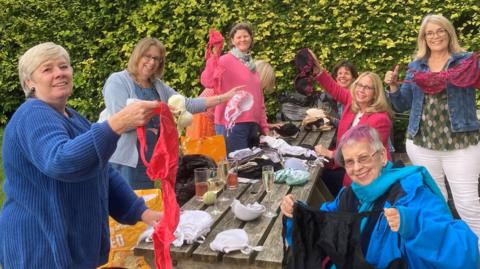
[385,14,480,249]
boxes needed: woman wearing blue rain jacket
[280,125,479,269]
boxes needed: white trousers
[406,139,480,249]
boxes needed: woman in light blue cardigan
[103,37,237,189]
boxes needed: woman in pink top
[201,22,269,153]
[309,50,394,196]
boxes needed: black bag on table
[237,158,283,179]
[175,154,216,206]
[278,92,318,121]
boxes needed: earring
[28,87,36,98]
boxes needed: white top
[352,112,364,126]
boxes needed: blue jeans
[216,122,259,153]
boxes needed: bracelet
[216,95,222,104]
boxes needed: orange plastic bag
[100,189,164,269]
[185,112,216,139]
[181,135,226,164]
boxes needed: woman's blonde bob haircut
[18,42,70,97]
[350,72,394,117]
[127,37,166,80]
[255,60,275,92]
[414,14,465,60]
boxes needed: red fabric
[412,53,480,94]
[315,71,393,185]
[137,103,180,269]
[203,30,225,95]
[205,29,224,61]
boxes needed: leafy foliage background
[0,0,479,124]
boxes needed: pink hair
[335,125,384,166]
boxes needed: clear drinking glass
[322,101,332,114]
[216,159,231,202]
[194,167,209,201]
[262,165,277,218]
[226,158,238,190]
[207,169,222,215]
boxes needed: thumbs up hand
[384,207,401,232]
[384,65,400,92]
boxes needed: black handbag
[278,92,318,121]
[175,154,216,206]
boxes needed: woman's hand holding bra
[108,100,160,134]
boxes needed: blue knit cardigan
[0,99,147,268]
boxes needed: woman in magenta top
[309,50,394,196]
[201,22,268,153]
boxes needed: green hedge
[0,0,479,123]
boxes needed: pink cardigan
[201,53,269,134]
[315,71,393,161]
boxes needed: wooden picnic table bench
[134,125,336,268]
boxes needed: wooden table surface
[134,127,336,269]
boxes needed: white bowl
[231,199,265,221]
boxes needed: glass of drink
[226,158,238,190]
[207,169,223,215]
[262,165,277,218]
[194,167,209,201]
[216,160,230,202]
[322,101,332,114]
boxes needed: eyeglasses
[343,150,380,169]
[424,28,448,39]
[143,55,162,63]
[355,82,374,91]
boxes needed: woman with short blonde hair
[18,42,70,97]
[1,42,162,268]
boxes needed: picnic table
[134,126,336,269]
